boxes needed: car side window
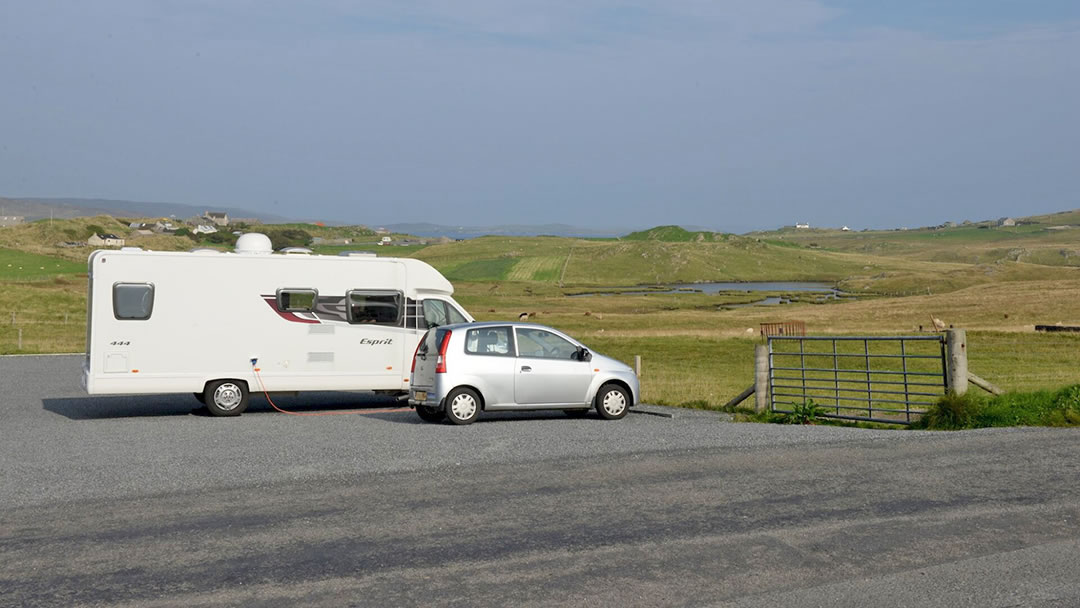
[515,328,578,360]
[465,327,513,357]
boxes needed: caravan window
[346,290,402,326]
[422,299,468,328]
[277,288,317,312]
[113,283,154,320]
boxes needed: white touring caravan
[82,233,473,416]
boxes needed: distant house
[0,215,25,227]
[943,221,957,228]
[193,224,218,235]
[375,228,391,235]
[152,221,176,233]
[795,222,810,229]
[128,221,150,230]
[204,211,230,227]
[88,233,125,247]
[998,217,1016,227]
[841,226,850,232]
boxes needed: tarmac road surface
[3,354,1080,607]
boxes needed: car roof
[436,321,560,332]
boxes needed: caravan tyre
[204,380,250,417]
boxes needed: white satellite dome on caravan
[82,234,473,416]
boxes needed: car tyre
[445,388,481,425]
[415,404,445,423]
[204,379,249,417]
[595,384,630,420]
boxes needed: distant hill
[0,196,292,223]
[381,222,630,239]
[623,225,732,242]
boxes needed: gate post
[946,329,968,395]
[754,344,770,412]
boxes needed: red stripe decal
[263,297,320,324]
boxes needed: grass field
[3,211,1080,414]
[0,249,85,280]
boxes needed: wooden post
[634,355,642,377]
[754,344,770,412]
[946,329,968,395]
[723,385,756,410]
[17,328,22,350]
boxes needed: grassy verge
[913,386,1080,429]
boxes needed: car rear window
[419,328,450,355]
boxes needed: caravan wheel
[204,380,250,416]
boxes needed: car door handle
[521,366,532,372]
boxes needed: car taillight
[435,330,452,373]
[410,340,423,373]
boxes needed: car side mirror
[577,347,591,362]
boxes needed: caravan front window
[422,299,468,328]
[346,290,402,326]
[277,288,317,312]
[113,283,154,320]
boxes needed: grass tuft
[913,385,1080,430]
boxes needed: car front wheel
[595,384,629,420]
[445,388,481,425]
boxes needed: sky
[1,1,1077,232]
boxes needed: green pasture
[0,249,85,280]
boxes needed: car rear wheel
[204,379,249,417]
[595,384,629,420]
[415,404,445,423]
[445,388,481,425]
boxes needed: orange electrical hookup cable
[252,365,412,416]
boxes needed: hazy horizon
[2,2,1077,232]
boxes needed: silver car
[409,322,639,425]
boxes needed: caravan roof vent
[235,233,273,255]
[280,247,313,255]
[189,248,221,254]
[120,246,144,252]
[339,251,377,257]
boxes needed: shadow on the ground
[42,391,405,420]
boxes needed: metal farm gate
[768,336,947,424]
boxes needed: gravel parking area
[2,354,925,509]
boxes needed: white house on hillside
[88,233,125,247]
[795,222,810,229]
[204,211,229,227]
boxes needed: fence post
[634,355,642,377]
[946,329,968,395]
[17,328,22,350]
[754,344,770,412]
